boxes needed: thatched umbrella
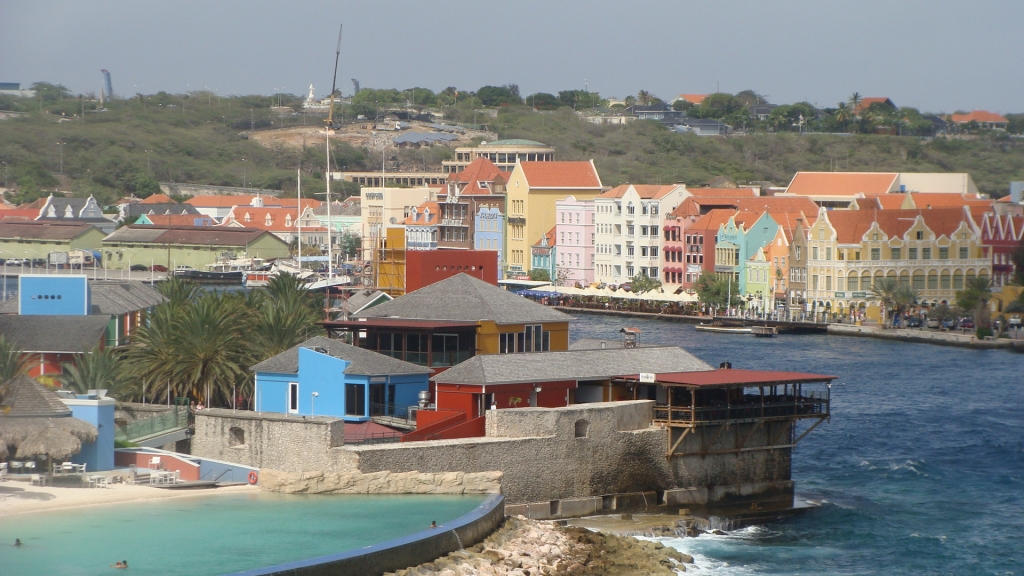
[0,417,98,479]
[15,421,85,481]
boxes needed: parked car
[151,264,169,272]
[31,258,46,268]
[960,318,975,329]
[5,259,23,266]
[906,317,923,328]
[130,264,148,271]
[926,318,940,329]
[1010,314,1022,327]
[941,319,957,330]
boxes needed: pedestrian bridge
[115,405,191,447]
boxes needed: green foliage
[526,93,560,110]
[0,334,30,382]
[477,85,523,107]
[694,273,740,308]
[976,327,994,339]
[871,277,901,327]
[61,346,133,398]
[133,174,160,198]
[689,93,748,122]
[629,272,662,294]
[558,90,602,109]
[930,303,957,321]
[956,275,993,326]
[31,82,71,103]
[1012,241,1024,285]
[338,232,361,258]
[528,268,551,282]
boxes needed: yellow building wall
[476,320,570,355]
[376,227,407,296]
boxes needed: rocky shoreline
[387,516,694,576]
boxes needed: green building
[100,225,290,270]
[0,221,106,262]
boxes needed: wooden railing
[653,396,829,427]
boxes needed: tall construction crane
[325,24,342,129]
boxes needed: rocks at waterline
[386,516,694,576]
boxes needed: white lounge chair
[149,456,162,470]
[61,462,74,474]
[31,474,44,486]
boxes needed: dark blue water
[571,314,1024,575]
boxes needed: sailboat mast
[326,134,333,278]
[297,168,302,270]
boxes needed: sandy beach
[0,479,259,517]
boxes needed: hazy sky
[2,0,1021,113]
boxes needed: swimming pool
[0,491,486,575]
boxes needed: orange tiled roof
[534,226,557,248]
[907,193,992,210]
[143,214,212,226]
[827,207,973,244]
[785,172,898,197]
[854,97,895,112]
[598,184,680,200]
[518,161,601,189]
[688,187,758,198]
[951,110,1008,124]
[275,198,323,210]
[735,196,818,215]
[676,94,707,105]
[688,209,739,232]
[402,202,439,226]
[0,209,42,221]
[186,195,258,208]
[447,158,506,195]
[140,194,174,204]
[222,206,325,232]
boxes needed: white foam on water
[643,534,765,576]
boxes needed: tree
[689,93,748,124]
[637,90,654,106]
[61,346,133,398]
[956,275,993,327]
[0,334,30,399]
[871,277,900,327]
[833,102,853,131]
[31,82,71,103]
[893,284,921,318]
[339,231,361,259]
[694,273,740,309]
[528,268,551,282]
[1012,240,1024,285]
[476,85,522,107]
[848,92,863,114]
[630,272,661,294]
[133,174,161,198]
[526,93,560,110]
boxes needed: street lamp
[144,150,152,172]
[56,142,66,174]
[241,158,247,189]
[311,391,319,416]
[250,109,254,132]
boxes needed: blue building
[475,205,505,278]
[61,392,115,471]
[251,336,431,421]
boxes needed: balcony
[838,258,989,269]
[653,392,830,428]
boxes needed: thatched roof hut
[0,374,98,461]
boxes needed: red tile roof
[827,207,973,244]
[275,198,323,210]
[186,195,258,208]
[0,209,43,221]
[675,94,707,105]
[688,187,758,198]
[907,193,992,210]
[688,209,739,232]
[447,158,506,195]
[518,161,601,189]
[785,172,898,197]
[222,206,326,232]
[854,97,895,113]
[402,202,439,226]
[951,110,1008,124]
[734,196,818,215]
[140,194,174,204]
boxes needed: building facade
[594,185,686,286]
[360,186,437,261]
[443,139,554,174]
[554,196,595,286]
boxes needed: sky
[2,0,1022,114]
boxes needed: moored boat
[695,323,753,334]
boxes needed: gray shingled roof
[432,346,713,385]
[342,289,391,315]
[122,203,200,219]
[568,339,655,350]
[0,315,109,353]
[251,336,430,376]
[0,374,73,417]
[359,274,571,325]
[89,280,167,315]
[0,221,100,241]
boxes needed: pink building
[555,196,595,286]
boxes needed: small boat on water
[751,325,778,337]
[695,323,753,334]
[173,258,265,285]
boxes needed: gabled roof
[122,203,200,219]
[313,198,360,217]
[688,187,758,198]
[403,202,439,226]
[674,94,707,105]
[103,225,283,247]
[0,374,72,418]
[855,97,896,112]
[826,207,974,244]
[447,158,506,195]
[275,198,323,210]
[785,172,899,197]
[140,194,174,204]
[0,315,109,354]
[342,289,392,316]
[251,336,429,376]
[598,184,682,200]
[88,280,167,315]
[222,206,327,233]
[534,226,556,248]
[951,110,1008,124]
[688,209,739,233]
[359,273,571,325]
[517,161,602,189]
[432,346,712,385]
[141,214,214,227]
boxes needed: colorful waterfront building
[504,161,602,277]
[980,212,1023,288]
[554,196,595,286]
[593,184,687,286]
[531,227,558,282]
[745,247,773,313]
[801,207,991,320]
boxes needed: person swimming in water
[111,560,128,569]
[14,538,22,546]
[429,521,437,528]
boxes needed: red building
[405,250,499,292]
[981,212,1024,287]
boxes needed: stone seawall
[258,469,502,495]
[828,323,1024,351]
[193,401,796,505]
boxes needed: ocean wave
[656,536,763,575]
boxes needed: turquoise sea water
[572,314,1024,575]
[0,492,484,576]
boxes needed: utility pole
[145,150,152,172]
[57,142,66,174]
[242,158,247,189]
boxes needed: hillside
[1,93,1023,205]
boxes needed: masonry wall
[191,401,795,505]
[192,409,348,472]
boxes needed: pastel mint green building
[101,225,290,270]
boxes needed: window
[953,272,964,290]
[871,248,880,260]
[848,275,859,290]
[940,272,951,289]
[229,427,245,447]
[916,231,923,240]
[812,246,819,260]
[626,225,635,236]
[651,247,658,257]
[939,247,949,259]
[927,272,938,289]
[913,273,925,290]
[288,382,299,414]
[908,248,917,260]
[891,248,901,260]
[825,247,832,260]
[627,203,635,215]
[796,246,802,261]
[626,265,634,277]
[922,247,931,260]
[345,384,365,417]
[959,247,968,259]
[826,276,832,290]
[812,276,819,290]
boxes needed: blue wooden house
[251,336,431,421]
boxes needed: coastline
[556,306,1024,352]
[0,480,259,518]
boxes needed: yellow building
[504,160,603,277]
[802,207,991,320]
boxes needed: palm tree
[61,346,133,397]
[871,277,900,327]
[956,275,993,328]
[892,284,921,320]
[847,92,863,115]
[0,334,30,412]
[637,90,653,106]
[173,293,254,405]
[833,102,853,132]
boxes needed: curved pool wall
[233,494,504,576]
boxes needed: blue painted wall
[254,347,429,421]
[475,207,505,279]
[19,275,90,316]
[65,397,115,471]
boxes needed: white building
[360,186,437,260]
[594,184,687,285]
